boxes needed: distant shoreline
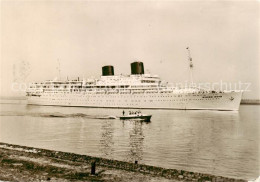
[0,96,26,100]
[240,99,260,105]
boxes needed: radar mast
[186,47,193,86]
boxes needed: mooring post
[91,160,96,175]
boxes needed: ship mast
[186,47,193,86]
[57,59,61,80]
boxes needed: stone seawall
[0,142,246,182]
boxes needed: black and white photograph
[0,0,259,181]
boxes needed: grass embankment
[0,142,246,182]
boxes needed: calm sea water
[0,100,259,180]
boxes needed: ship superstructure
[26,62,242,110]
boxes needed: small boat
[120,111,152,122]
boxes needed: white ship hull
[27,91,242,111]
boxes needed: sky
[1,0,259,99]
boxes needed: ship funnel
[131,62,144,75]
[102,65,114,76]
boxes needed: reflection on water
[127,120,145,162]
[100,120,114,157]
[0,102,259,180]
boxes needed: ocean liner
[26,61,242,111]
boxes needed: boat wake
[0,111,117,120]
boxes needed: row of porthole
[37,97,216,101]
[42,95,183,98]
[36,97,219,102]
[37,92,185,97]
[47,99,186,103]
